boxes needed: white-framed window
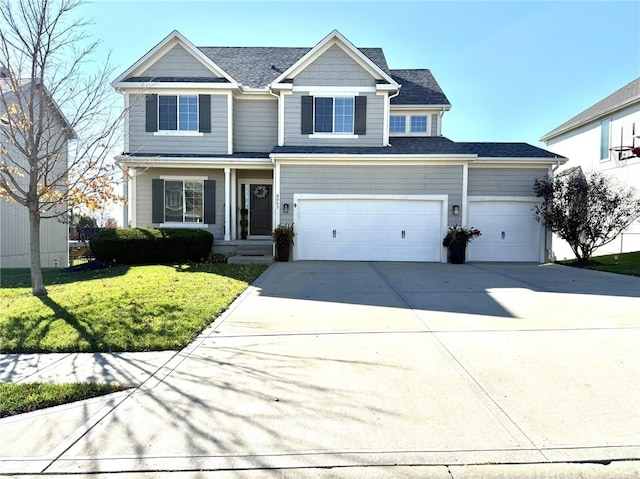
[390,115,406,133]
[600,118,611,161]
[164,179,204,223]
[410,115,428,133]
[158,95,198,131]
[314,96,354,134]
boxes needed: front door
[249,184,272,236]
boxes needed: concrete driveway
[1,262,639,478]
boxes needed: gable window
[600,118,611,161]
[410,115,428,133]
[145,94,211,134]
[314,97,354,133]
[152,178,216,225]
[390,115,406,133]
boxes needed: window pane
[390,116,406,133]
[184,180,203,223]
[334,97,353,133]
[179,96,198,131]
[164,180,183,222]
[314,97,333,133]
[410,115,427,133]
[158,96,177,130]
[600,118,610,160]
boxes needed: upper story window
[301,95,366,136]
[389,114,430,136]
[410,115,428,133]
[600,118,611,161]
[159,95,198,131]
[314,97,354,134]
[145,94,211,135]
[390,116,406,133]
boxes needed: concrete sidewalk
[1,262,639,478]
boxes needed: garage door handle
[332,229,337,238]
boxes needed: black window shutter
[146,94,158,132]
[301,95,313,134]
[199,94,211,133]
[152,179,164,223]
[204,180,215,224]
[354,95,367,135]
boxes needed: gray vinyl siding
[294,45,376,87]
[280,164,462,225]
[140,44,217,78]
[128,94,228,155]
[468,168,548,196]
[233,99,278,152]
[284,91,384,147]
[135,168,225,239]
[431,114,438,136]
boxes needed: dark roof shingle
[390,69,450,106]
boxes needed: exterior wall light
[452,205,460,215]
[283,203,289,213]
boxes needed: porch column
[230,168,237,240]
[224,167,231,241]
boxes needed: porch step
[226,241,274,265]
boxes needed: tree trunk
[28,208,47,296]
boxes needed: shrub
[90,228,213,265]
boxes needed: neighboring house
[0,70,70,268]
[541,77,640,260]
[113,30,564,263]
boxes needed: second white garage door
[467,198,543,262]
[294,195,446,262]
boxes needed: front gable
[272,30,397,88]
[112,30,237,87]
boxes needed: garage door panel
[467,200,542,262]
[295,198,443,262]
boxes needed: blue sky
[81,0,639,148]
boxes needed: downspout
[386,89,401,146]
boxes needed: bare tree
[0,0,124,295]
[533,168,640,262]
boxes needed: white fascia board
[271,153,476,163]
[469,158,567,166]
[114,82,237,92]
[376,84,399,92]
[272,30,398,87]
[391,104,452,111]
[111,30,238,87]
[115,156,273,169]
[270,83,293,91]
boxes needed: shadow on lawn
[0,264,130,289]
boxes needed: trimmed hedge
[90,228,213,265]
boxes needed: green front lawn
[0,382,128,418]
[0,263,268,353]
[561,251,640,277]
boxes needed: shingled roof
[197,47,389,89]
[540,76,640,142]
[390,69,450,106]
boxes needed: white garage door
[295,196,444,262]
[467,199,542,262]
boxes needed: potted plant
[442,224,482,264]
[272,223,294,262]
[239,208,249,239]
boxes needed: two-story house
[0,71,71,268]
[113,30,564,263]
[541,77,640,260]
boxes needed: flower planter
[448,238,467,264]
[276,243,290,262]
